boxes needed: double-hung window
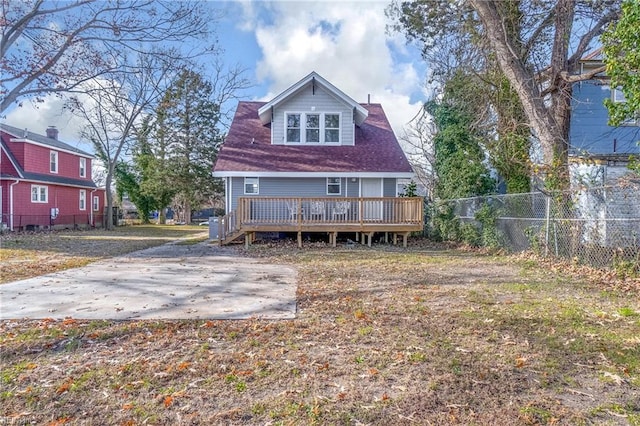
[31,185,48,203]
[306,114,320,142]
[244,177,259,194]
[286,114,301,142]
[327,178,341,195]
[285,112,341,143]
[324,114,340,142]
[79,190,86,210]
[50,151,58,173]
[79,158,86,177]
[93,196,100,211]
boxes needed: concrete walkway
[0,242,297,320]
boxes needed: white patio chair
[332,201,350,220]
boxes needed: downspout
[9,179,19,231]
[90,188,98,226]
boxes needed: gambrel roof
[214,101,413,177]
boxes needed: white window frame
[327,177,341,195]
[50,151,58,173]
[93,196,100,212]
[324,113,341,143]
[611,87,638,126]
[306,113,320,143]
[244,177,259,195]
[285,112,341,144]
[31,185,48,203]
[286,113,301,143]
[79,157,86,178]
[79,189,86,210]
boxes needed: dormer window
[50,151,58,173]
[286,114,301,142]
[285,112,341,144]
[306,114,320,142]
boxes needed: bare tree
[66,51,179,229]
[1,0,217,114]
[391,0,621,188]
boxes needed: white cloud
[4,95,93,152]
[247,1,425,139]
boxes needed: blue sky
[6,1,429,150]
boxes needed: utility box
[208,217,218,239]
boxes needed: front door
[361,178,383,220]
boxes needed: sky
[4,0,429,153]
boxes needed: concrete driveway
[0,242,297,320]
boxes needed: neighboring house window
[79,158,86,177]
[50,151,58,173]
[31,185,48,203]
[286,112,341,143]
[306,114,320,142]
[325,114,340,142]
[612,87,638,125]
[79,190,86,210]
[93,196,100,211]
[327,177,341,195]
[244,177,259,194]
[612,87,626,103]
[286,114,301,142]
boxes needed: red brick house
[1,124,105,231]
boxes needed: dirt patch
[1,239,639,425]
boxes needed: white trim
[326,177,341,195]
[7,137,94,158]
[79,189,87,211]
[10,180,19,230]
[244,177,259,195]
[50,150,58,173]
[0,177,99,190]
[214,171,414,179]
[284,111,342,144]
[0,144,25,178]
[31,184,48,203]
[79,157,87,178]
[258,71,368,125]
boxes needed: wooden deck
[218,197,424,247]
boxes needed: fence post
[544,195,551,257]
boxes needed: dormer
[257,72,368,147]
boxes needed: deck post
[297,231,302,248]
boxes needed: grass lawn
[1,230,639,425]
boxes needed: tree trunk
[105,172,114,230]
[470,0,572,188]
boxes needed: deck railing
[237,197,423,226]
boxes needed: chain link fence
[1,214,105,232]
[433,182,640,273]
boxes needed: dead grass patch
[1,238,639,424]
[0,225,207,283]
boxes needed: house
[213,71,423,247]
[0,124,105,231]
[568,49,640,247]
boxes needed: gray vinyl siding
[346,178,359,197]
[230,177,351,211]
[272,85,355,146]
[570,81,640,155]
[383,178,397,197]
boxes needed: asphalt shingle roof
[0,123,93,157]
[214,102,413,174]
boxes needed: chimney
[367,94,370,104]
[46,126,59,140]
